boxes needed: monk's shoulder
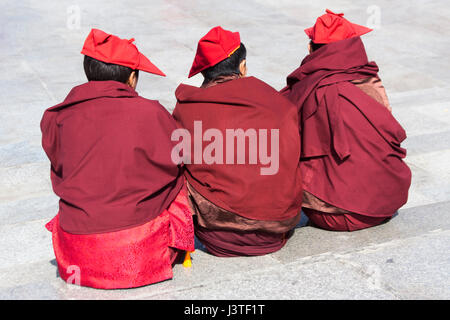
[246,77,298,109]
[245,77,292,99]
[244,76,278,93]
[125,96,177,133]
[174,83,197,100]
[132,96,168,113]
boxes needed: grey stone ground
[0,0,449,299]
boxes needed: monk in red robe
[281,10,412,231]
[172,26,303,257]
[40,29,194,289]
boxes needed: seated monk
[40,29,194,289]
[172,26,303,257]
[280,10,412,231]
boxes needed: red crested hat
[305,9,373,44]
[188,26,241,78]
[81,28,166,76]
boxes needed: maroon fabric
[194,222,287,257]
[173,76,303,221]
[41,80,184,234]
[281,37,411,217]
[303,208,390,232]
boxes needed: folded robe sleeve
[40,110,63,187]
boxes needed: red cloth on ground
[45,188,194,290]
[281,37,411,217]
[41,80,184,234]
[173,76,303,222]
[303,208,389,232]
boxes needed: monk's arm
[371,77,392,112]
[40,110,63,185]
[351,77,392,112]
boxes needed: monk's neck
[201,74,241,88]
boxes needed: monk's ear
[308,42,312,54]
[239,59,247,77]
[126,71,138,89]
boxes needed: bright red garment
[81,28,165,76]
[41,80,184,234]
[281,36,411,217]
[305,9,372,44]
[173,76,303,222]
[45,188,194,289]
[188,26,241,78]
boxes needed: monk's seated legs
[194,220,289,257]
[303,208,392,232]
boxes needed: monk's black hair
[309,40,326,52]
[83,55,139,84]
[201,42,246,84]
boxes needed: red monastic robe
[281,37,411,226]
[41,81,194,288]
[173,76,302,256]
